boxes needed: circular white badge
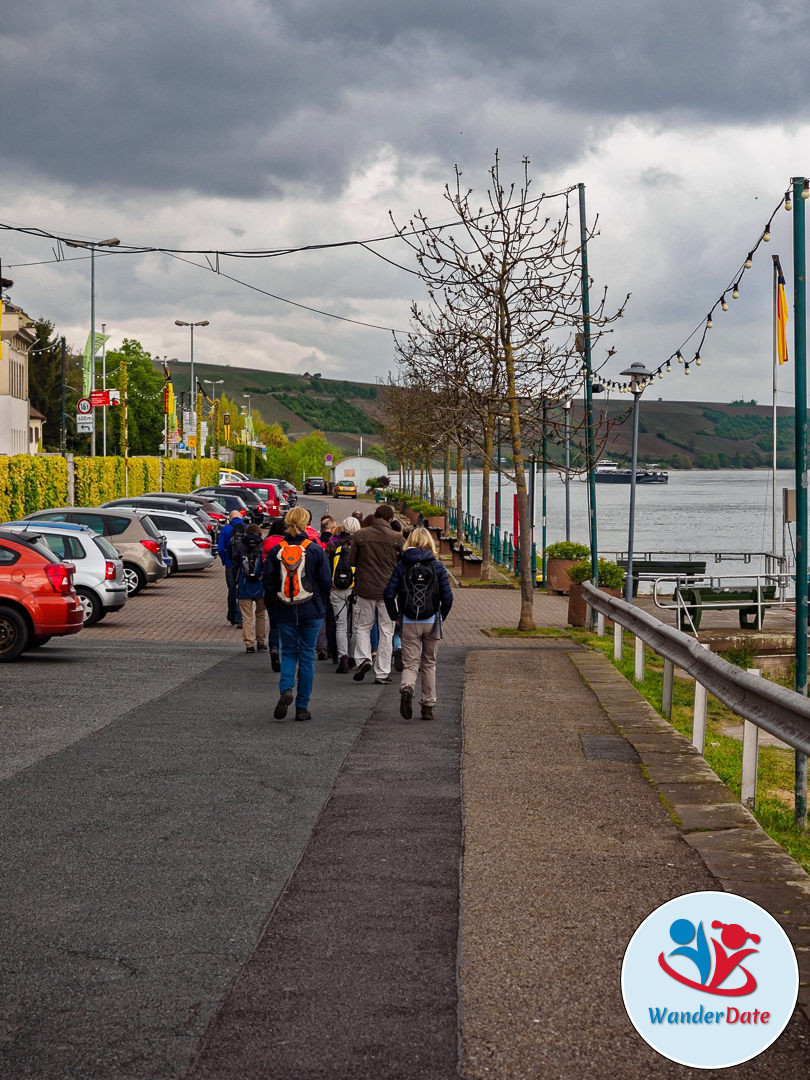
[77,397,92,414]
[621,891,798,1070]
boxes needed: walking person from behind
[349,503,404,683]
[234,523,268,653]
[263,507,331,722]
[217,509,245,627]
[383,527,453,721]
[326,515,361,673]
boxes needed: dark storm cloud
[3,0,808,203]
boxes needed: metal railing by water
[581,581,810,824]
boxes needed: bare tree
[393,154,626,628]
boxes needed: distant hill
[169,362,795,468]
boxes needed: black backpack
[229,519,246,563]
[240,542,263,582]
[398,558,440,620]
[331,543,355,591]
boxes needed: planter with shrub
[544,541,590,595]
[566,558,626,626]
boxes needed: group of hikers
[217,502,453,723]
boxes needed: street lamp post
[620,362,654,603]
[65,236,120,456]
[563,398,572,542]
[175,319,209,422]
[204,378,224,401]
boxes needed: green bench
[676,585,778,631]
[617,559,707,597]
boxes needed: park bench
[676,585,778,631]
[617,558,707,597]
[448,539,483,578]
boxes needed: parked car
[303,476,327,495]
[190,489,250,523]
[0,528,84,659]
[217,481,282,517]
[143,492,230,528]
[219,468,250,483]
[129,508,215,573]
[333,479,358,498]
[23,508,168,596]
[0,521,127,626]
[194,486,268,525]
[103,496,219,545]
[259,478,297,507]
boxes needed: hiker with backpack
[349,503,405,683]
[261,519,287,670]
[234,523,268,653]
[217,509,246,628]
[383,527,453,721]
[326,515,361,673]
[262,506,332,722]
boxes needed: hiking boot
[294,708,311,722]
[394,647,403,672]
[245,645,256,654]
[374,676,392,684]
[273,689,294,719]
[353,659,372,682]
[257,643,268,652]
[347,657,356,669]
[270,650,281,672]
[317,650,328,661]
[420,704,435,721]
[400,687,413,719]
[336,655,349,674]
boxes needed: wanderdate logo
[622,891,798,1069]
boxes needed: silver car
[127,507,215,573]
[1,521,127,625]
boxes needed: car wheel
[170,553,179,574]
[122,563,146,596]
[0,605,28,662]
[76,586,103,626]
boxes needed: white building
[330,455,388,491]
[0,300,36,455]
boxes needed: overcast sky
[2,0,808,407]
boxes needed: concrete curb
[568,649,810,1024]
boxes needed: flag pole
[773,256,779,558]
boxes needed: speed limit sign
[77,397,92,415]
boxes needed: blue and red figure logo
[658,918,760,996]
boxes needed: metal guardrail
[582,581,810,757]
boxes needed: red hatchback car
[217,481,282,519]
[0,528,84,660]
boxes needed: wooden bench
[676,585,777,631]
[617,559,707,597]
[461,550,483,579]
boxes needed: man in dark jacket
[349,503,404,683]
[217,509,245,627]
[262,506,332,722]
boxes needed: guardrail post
[634,635,644,682]
[614,621,622,661]
[692,643,711,754]
[741,669,762,810]
[662,658,674,719]
[597,610,605,635]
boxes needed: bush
[418,503,444,517]
[544,541,590,560]
[567,558,626,589]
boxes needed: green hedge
[0,455,69,520]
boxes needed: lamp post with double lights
[174,319,209,429]
[619,362,654,603]
[65,236,120,455]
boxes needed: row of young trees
[380,155,627,629]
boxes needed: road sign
[77,398,92,415]
[325,453,333,465]
[76,415,94,433]
[90,390,110,407]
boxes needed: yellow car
[334,479,358,498]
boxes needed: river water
[433,469,796,565]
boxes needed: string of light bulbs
[595,182,809,396]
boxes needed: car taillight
[45,562,74,595]
[209,512,225,522]
[105,560,116,580]
[206,522,215,532]
[140,539,161,555]
[257,501,267,513]
[193,537,211,549]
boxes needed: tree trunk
[443,439,451,534]
[504,346,535,630]
[455,439,464,542]
[480,411,494,575]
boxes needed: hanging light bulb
[676,350,684,363]
[785,191,793,212]
[695,356,702,366]
[763,227,771,242]
[745,252,753,269]
[666,360,672,372]
[803,180,810,200]
[721,295,728,311]
[684,363,691,375]
[658,369,664,379]
[732,282,740,299]
[706,314,713,328]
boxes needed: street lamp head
[197,320,209,327]
[175,320,188,326]
[99,237,120,247]
[619,362,654,395]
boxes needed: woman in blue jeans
[262,506,332,721]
